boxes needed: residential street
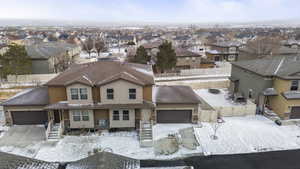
[141,149,300,169]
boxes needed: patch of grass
[2,86,35,90]
[0,92,17,100]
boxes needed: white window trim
[70,88,88,100]
[72,110,90,122]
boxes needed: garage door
[290,107,300,119]
[11,111,48,125]
[157,110,192,123]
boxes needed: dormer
[65,75,94,104]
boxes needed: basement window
[291,80,299,91]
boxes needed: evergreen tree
[132,46,150,64]
[156,41,177,73]
[0,43,32,79]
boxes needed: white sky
[0,0,299,23]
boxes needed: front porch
[44,101,156,140]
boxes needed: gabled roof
[0,151,59,169]
[97,71,145,86]
[154,85,201,104]
[175,48,200,58]
[232,56,300,79]
[1,87,49,106]
[26,42,78,59]
[46,61,155,86]
[66,152,140,169]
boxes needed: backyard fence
[6,73,58,84]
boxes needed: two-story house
[2,61,202,133]
[206,41,242,62]
[230,56,300,119]
[44,61,155,130]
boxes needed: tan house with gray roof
[1,61,202,140]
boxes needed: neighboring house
[25,42,81,74]
[0,151,59,169]
[175,48,202,70]
[206,41,241,62]
[66,152,140,169]
[230,56,300,119]
[1,61,202,133]
[239,45,300,61]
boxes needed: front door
[54,110,60,123]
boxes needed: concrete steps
[47,124,60,141]
[140,121,153,147]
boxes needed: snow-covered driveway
[195,115,300,155]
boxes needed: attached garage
[0,87,49,126]
[290,107,300,119]
[157,110,192,123]
[154,85,201,124]
[11,111,48,125]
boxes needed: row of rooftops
[0,151,191,169]
[1,85,201,107]
[232,55,300,80]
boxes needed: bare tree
[81,37,94,57]
[94,38,107,56]
[210,113,224,140]
[53,53,74,73]
[242,36,282,60]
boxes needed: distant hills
[0,18,299,28]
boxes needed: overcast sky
[0,0,299,23]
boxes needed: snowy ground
[1,115,300,162]
[153,124,194,140]
[0,108,9,138]
[195,88,242,107]
[195,115,300,155]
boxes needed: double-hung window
[72,110,81,121]
[291,80,299,91]
[72,110,90,121]
[81,111,89,121]
[71,88,88,100]
[113,110,119,120]
[129,88,136,99]
[80,88,88,100]
[123,110,129,120]
[107,89,114,100]
[71,88,79,100]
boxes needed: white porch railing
[45,119,53,140]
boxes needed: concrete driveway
[0,125,46,148]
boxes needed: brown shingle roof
[175,48,200,58]
[46,61,154,86]
[1,87,49,106]
[155,85,201,104]
[0,151,59,169]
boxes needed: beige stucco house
[1,61,202,139]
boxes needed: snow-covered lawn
[153,124,194,140]
[1,115,300,162]
[195,115,300,155]
[0,108,9,138]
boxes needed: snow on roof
[195,89,249,107]
[133,67,154,76]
